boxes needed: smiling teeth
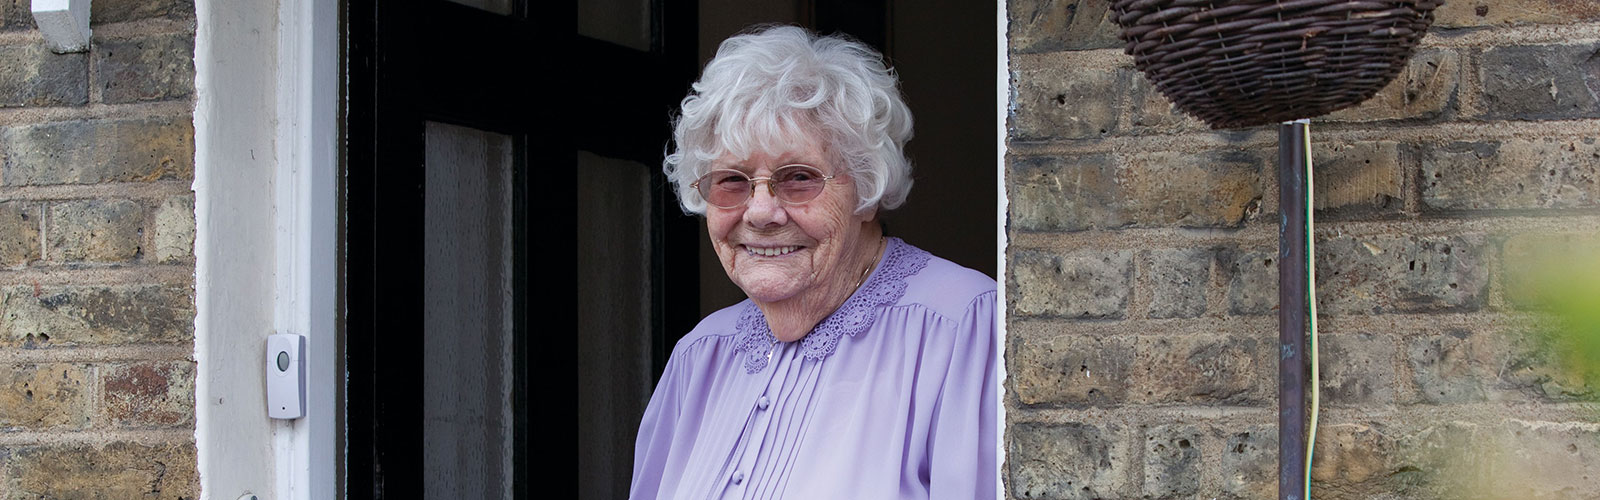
[747,246,799,257]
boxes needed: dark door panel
[346,1,697,498]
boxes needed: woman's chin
[738,284,802,305]
[729,255,815,303]
[734,275,808,305]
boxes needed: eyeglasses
[691,164,836,209]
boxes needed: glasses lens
[773,165,828,204]
[699,170,750,208]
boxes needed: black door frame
[346,0,699,497]
[346,1,553,497]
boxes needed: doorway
[345,0,698,497]
[343,0,993,497]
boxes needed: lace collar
[732,237,931,373]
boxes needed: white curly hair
[663,25,915,215]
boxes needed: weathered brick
[1419,138,1600,211]
[1319,333,1396,406]
[1135,335,1269,405]
[1142,425,1200,499]
[1314,234,1489,315]
[1403,320,1596,404]
[1008,249,1131,319]
[1310,141,1403,214]
[153,194,193,263]
[1009,333,1132,406]
[0,0,33,30]
[1143,248,1210,319]
[1500,323,1598,401]
[1474,420,1600,498]
[48,199,143,262]
[1325,49,1459,123]
[1407,330,1496,403]
[1008,150,1264,231]
[1389,422,1487,498]
[1434,0,1600,28]
[1124,74,1209,133]
[1012,334,1266,407]
[1,117,195,185]
[1225,249,1277,316]
[1123,150,1265,228]
[1479,43,1600,120]
[1011,67,1129,140]
[1390,420,1600,499]
[91,0,194,23]
[1310,423,1395,495]
[4,440,197,499]
[1008,154,1119,232]
[101,361,194,428]
[0,43,89,107]
[94,33,195,104]
[0,201,40,267]
[1010,422,1129,499]
[1007,0,1120,54]
[1219,427,1275,500]
[1,284,194,347]
[0,363,89,430]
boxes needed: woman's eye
[780,170,818,182]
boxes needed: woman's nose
[742,183,789,227]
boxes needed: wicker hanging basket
[1112,0,1441,129]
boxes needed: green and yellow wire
[1301,120,1321,500]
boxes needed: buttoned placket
[712,341,789,499]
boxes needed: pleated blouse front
[630,238,998,500]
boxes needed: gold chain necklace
[851,236,888,292]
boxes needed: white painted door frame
[272,0,340,497]
[193,0,337,497]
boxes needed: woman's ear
[856,204,879,223]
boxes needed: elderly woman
[630,26,996,499]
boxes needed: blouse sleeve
[629,346,686,500]
[928,290,998,500]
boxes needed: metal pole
[1277,120,1309,500]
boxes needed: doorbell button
[266,333,306,419]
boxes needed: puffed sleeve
[629,349,686,500]
[928,290,998,500]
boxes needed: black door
[346,1,698,497]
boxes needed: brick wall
[1005,1,1600,499]
[0,0,197,497]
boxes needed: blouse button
[732,471,745,485]
[756,396,770,410]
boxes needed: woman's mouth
[744,245,801,257]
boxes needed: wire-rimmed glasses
[691,164,836,209]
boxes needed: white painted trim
[194,0,284,497]
[994,0,1011,499]
[192,0,217,493]
[195,0,337,497]
[273,0,339,496]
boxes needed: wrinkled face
[705,134,876,305]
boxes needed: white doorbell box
[266,333,306,419]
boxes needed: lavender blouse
[630,238,998,500]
